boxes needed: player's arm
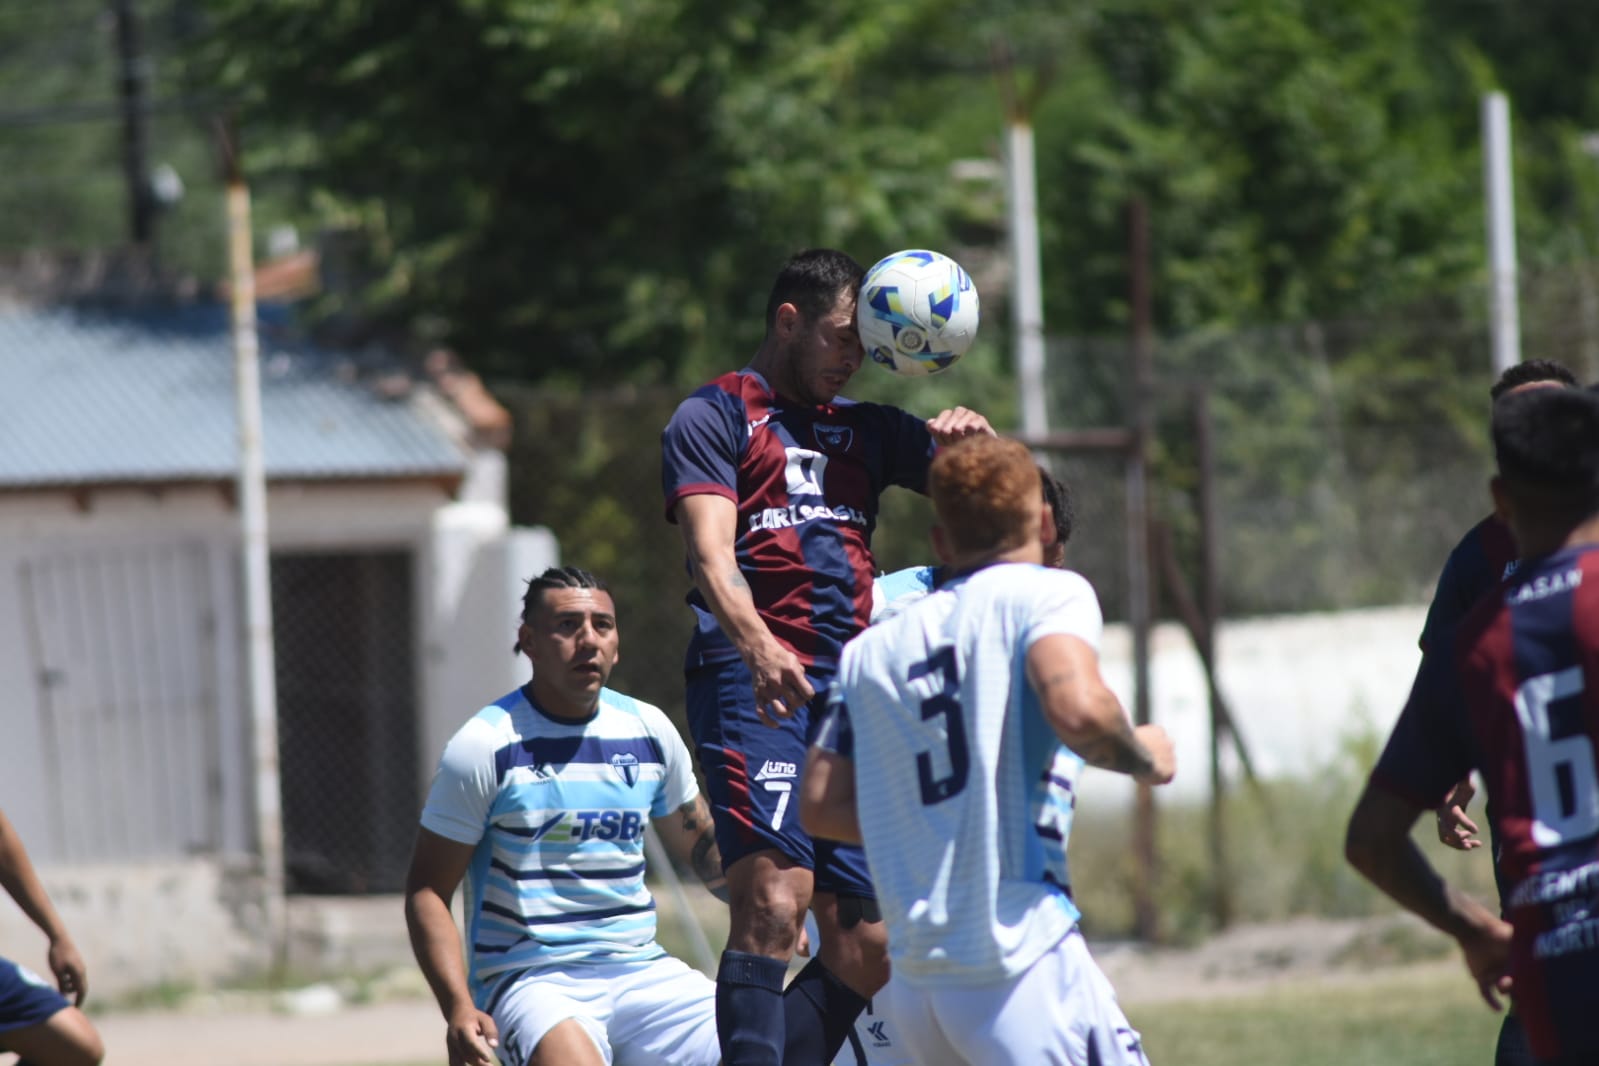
[1345,783,1511,1008]
[652,794,729,902]
[674,493,812,721]
[404,828,500,1066]
[0,807,87,1004]
[1025,634,1175,784]
[799,746,861,844]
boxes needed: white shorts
[879,929,1150,1066]
[486,954,718,1066]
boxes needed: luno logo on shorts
[754,759,797,781]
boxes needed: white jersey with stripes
[820,562,1101,985]
[420,685,698,998]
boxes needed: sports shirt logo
[754,759,797,782]
[784,448,828,496]
[611,752,640,787]
[814,423,853,452]
[866,1021,890,1046]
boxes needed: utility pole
[218,116,285,963]
[992,41,1055,441]
[112,0,155,249]
[1127,196,1159,943]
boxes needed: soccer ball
[858,249,980,376]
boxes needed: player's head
[1490,387,1599,554]
[1489,359,1578,404]
[763,248,867,405]
[516,567,618,715]
[1040,463,1075,569]
[929,436,1047,564]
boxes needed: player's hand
[1132,724,1177,786]
[749,643,813,727]
[1436,778,1481,851]
[926,407,996,445]
[47,935,87,1006]
[1459,917,1513,1012]
[446,1006,500,1066]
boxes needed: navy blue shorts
[686,657,874,899]
[0,956,68,1033]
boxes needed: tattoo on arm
[1073,716,1155,777]
[679,800,728,900]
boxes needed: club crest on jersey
[610,752,640,787]
[814,423,853,452]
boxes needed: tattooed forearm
[678,800,729,901]
[1072,717,1155,777]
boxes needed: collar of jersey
[520,683,601,726]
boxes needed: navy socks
[717,949,788,1066]
[781,957,870,1065]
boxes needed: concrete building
[0,302,554,993]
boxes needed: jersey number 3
[1516,666,1599,846]
[910,647,968,805]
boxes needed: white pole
[1483,91,1522,374]
[227,172,285,933]
[643,826,717,976]
[1006,119,1049,438]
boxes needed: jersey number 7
[910,647,968,805]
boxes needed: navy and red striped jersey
[1419,513,1520,653]
[1374,542,1599,1062]
[661,370,934,669]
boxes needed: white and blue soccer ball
[858,249,980,376]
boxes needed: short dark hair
[1039,464,1075,549]
[515,567,609,651]
[1490,359,1578,402]
[764,248,866,332]
[1492,387,1599,523]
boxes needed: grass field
[344,967,1504,1066]
[1132,968,1503,1066]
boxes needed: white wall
[1083,604,1428,807]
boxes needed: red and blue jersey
[661,370,934,669]
[1419,513,1520,653]
[1374,543,1599,1063]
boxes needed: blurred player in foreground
[1424,360,1577,1066]
[405,567,725,1066]
[1347,386,1599,1066]
[800,435,1175,1065]
[0,808,103,1066]
[661,247,994,1066]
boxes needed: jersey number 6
[1516,666,1599,846]
[909,646,969,805]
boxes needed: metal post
[1126,197,1158,942]
[220,118,285,952]
[1193,384,1231,928]
[1006,118,1049,439]
[1483,92,1521,374]
[112,0,153,248]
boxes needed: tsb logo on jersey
[569,810,645,842]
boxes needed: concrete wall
[1084,604,1428,807]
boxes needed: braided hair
[513,566,608,653]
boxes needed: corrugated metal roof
[0,304,471,488]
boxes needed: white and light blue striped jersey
[819,563,1102,984]
[872,564,1081,912]
[420,685,698,996]
[870,565,938,624]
